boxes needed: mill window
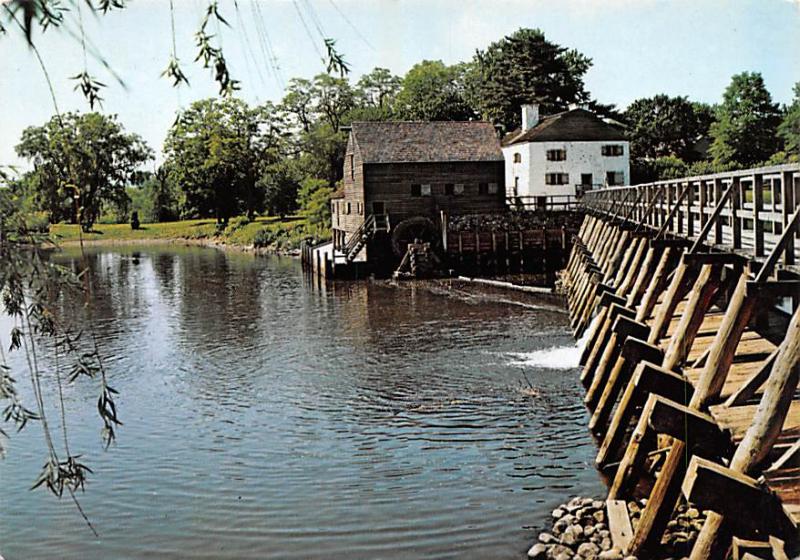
[411,184,422,197]
[445,183,455,195]
[478,182,489,195]
[546,149,567,161]
[545,173,570,185]
[513,153,522,163]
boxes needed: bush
[225,215,251,234]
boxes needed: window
[546,149,567,161]
[513,152,522,163]
[488,183,499,194]
[478,182,489,195]
[349,154,354,179]
[411,184,422,197]
[545,173,570,185]
[445,183,455,195]
[454,183,465,195]
[346,202,352,214]
[421,184,431,196]
[606,171,625,186]
[601,144,624,156]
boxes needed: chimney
[521,103,539,131]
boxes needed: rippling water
[0,246,602,559]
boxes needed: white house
[502,104,630,200]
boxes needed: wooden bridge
[564,163,800,559]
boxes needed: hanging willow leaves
[324,37,350,77]
[70,71,105,109]
[161,55,189,87]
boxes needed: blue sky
[2,0,799,169]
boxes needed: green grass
[50,215,330,251]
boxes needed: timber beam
[646,396,733,459]
[682,457,798,541]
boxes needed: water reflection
[0,245,602,560]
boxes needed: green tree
[778,81,800,156]
[356,67,401,108]
[258,160,299,218]
[15,112,152,231]
[297,177,333,237]
[709,72,783,166]
[624,95,714,161]
[468,28,592,130]
[163,98,282,223]
[395,60,476,121]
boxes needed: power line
[291,0,324,62]
[251,0,286,91]
[327,0,374,50]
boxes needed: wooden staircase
[339,213,390,263]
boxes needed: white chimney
[521,104,539,131]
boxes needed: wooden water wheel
[391,216,439,257]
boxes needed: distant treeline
[3,28,799,233]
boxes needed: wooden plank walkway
[562,166,800,558]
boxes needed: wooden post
[689,303,800,559]
[636,248,675,322]
[753,173,765,257]
[732,177,742,250]
[781,170,796,266]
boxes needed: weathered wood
[646,396,732,458]
[635,248,674,322]
[647,259,695,344]
[607,499,634,551]
[683,457,798,541]
[581,304,636,385]
[731,537,773,560]
[597,361,694,467]
[690,180,735,252]
[608,395,658,499]
[723,348,779,407]
[754,206,800,282]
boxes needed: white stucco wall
[503,140,630,198]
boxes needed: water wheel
[391,216,439,257]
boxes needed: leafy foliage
[778,82,800,156]
[15,112,153,231]
[709,72,783,166]
[394,60,476,121]
[467,28,592,130]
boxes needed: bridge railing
[581,163,800,272]
[506,194,580,212]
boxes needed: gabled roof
[350,121,504,164]
[502,108,626,146]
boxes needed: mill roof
[349,121,504,164]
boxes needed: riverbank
[50,216,329,255]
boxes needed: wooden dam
[564,163,800,559]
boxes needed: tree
[297,177,333,237]
[709,72,783,166]
[15,112,152,231]
[624,95,714,161]
[468,28,592,130]
[394,60,476,121]
[163,98,283,223]
[356,67,401,108]
[778,81,800,156]
[258,160,299,218]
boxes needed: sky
[1,0,799,170]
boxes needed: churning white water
[507,315,595,370]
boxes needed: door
[581,174,592,187]
[372,201,385,215]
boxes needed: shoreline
[54,235,302,258]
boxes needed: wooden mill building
[330,121,505,267]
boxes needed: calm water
[0,246,602,559]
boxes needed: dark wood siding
[363,161,505,227]
[335,132,367,235]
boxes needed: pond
[0,246,603,559]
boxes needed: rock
[686,507,700,519]
[592,500,605,510]
[582,498,595,507]
[550,544,574,558]
[553,519,567,536]
[561,524,584,546]
[595,523,607,532]
[584,525,596,538]
[538,532,557,544]
[562,514,576,526]
[592,510,606,524]
[598,550,624,560]
[600,537,612,550]
[553,508,566,520]
[577,542,601,558]
[623,556,638,560]
[527,542,548,559]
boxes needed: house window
[606,171,625,186]
[478,182,489,195]
[445,183,455,195]
[454,183,464,195]
[421,184,431,196]
[546,149,567,161]
[545,173,570,185]
[411,184,422,197]
[513,153,522,163]
[346,202,352,214]
[601,145,624,156]
[488,183,499,194]
[349,154,354,180]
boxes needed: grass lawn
[50,215,325,250]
